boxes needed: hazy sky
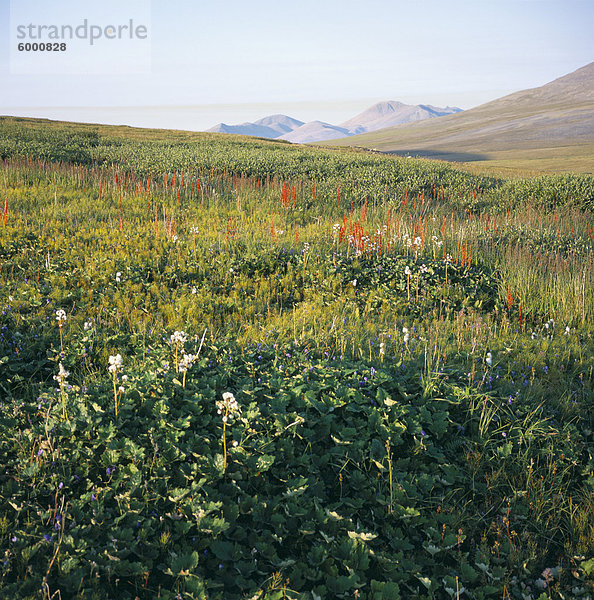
[0,0,592,130]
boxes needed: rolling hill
[326,62,594,173]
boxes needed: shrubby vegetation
[0,119,593,599]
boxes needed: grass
[0,119,592,599]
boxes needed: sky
[0,0,592,130]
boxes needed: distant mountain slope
[339,101,461,134]
[206,102,462,143]
[278,121,351,143]
[253,114,304,136]
[326,62,594,172]
[207,114,303,138]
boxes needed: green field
[0,117,593,599]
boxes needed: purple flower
[420,430,426,437]
[44,534,52,542]
[11,536,17,542]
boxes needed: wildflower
[445,254,452,263]
[379,342,385,356]
[108,354,122,375]
[83,320,93,331]
[419,264,428,274]
[169,331,188,345]
[190,226,199,234]
[564,326,570,335]
[403,327,410,344]
[486,352,493,367]
[217,392,240,419]
[115,272,121,283]
[541,568,554,585]
[404,266,411,276]
[118,386,125,394]
[414,236,422,247]
[217,392,241,470]
[178,353,194,373]
[191,287,197,294]
[53,363,69,385]
[55,309,67,324]
[351,279,357,287]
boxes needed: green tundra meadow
[0,117,593,599]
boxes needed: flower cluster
[216,392,241,423]
[108,354,123,375]
[169,330,188,345]
[178,353,194,373]
[53,363,69,385]
[55,309,67,325]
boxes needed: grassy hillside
[325,63,594,175]
[0,118,593,600]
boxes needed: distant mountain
[339,101,461,134]
[206,102,462,143]
[253,114,304,136]
[278,121,351,144]
[207,114,303,138]
[326,62,594,172]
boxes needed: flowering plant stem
[113,375,119,417]
[222,420,227,471]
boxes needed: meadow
[0,118,593,599]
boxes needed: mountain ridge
[206,101,462,143]
[324,62,594,173]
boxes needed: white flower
[83,321,93,331]
[178,353,194,373]
[414,236,422,247]
[351,279,357,287]
[445,254,452,263]
[404,266,412,276]
[216,392,241,421]
[564,326,570,335]
[108,354,122,375]
[486,352,493,367]
[379,342,385,355]
[419,264,428,274]
[53,363,69,385]
[118,386,125,394]
[232,440,239,447]
[115,272,121,283]
[403,333,410,343]
[55,309,67,324]
[191,287,197,294]
[169,331,188,345]
[190,226,199,234]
